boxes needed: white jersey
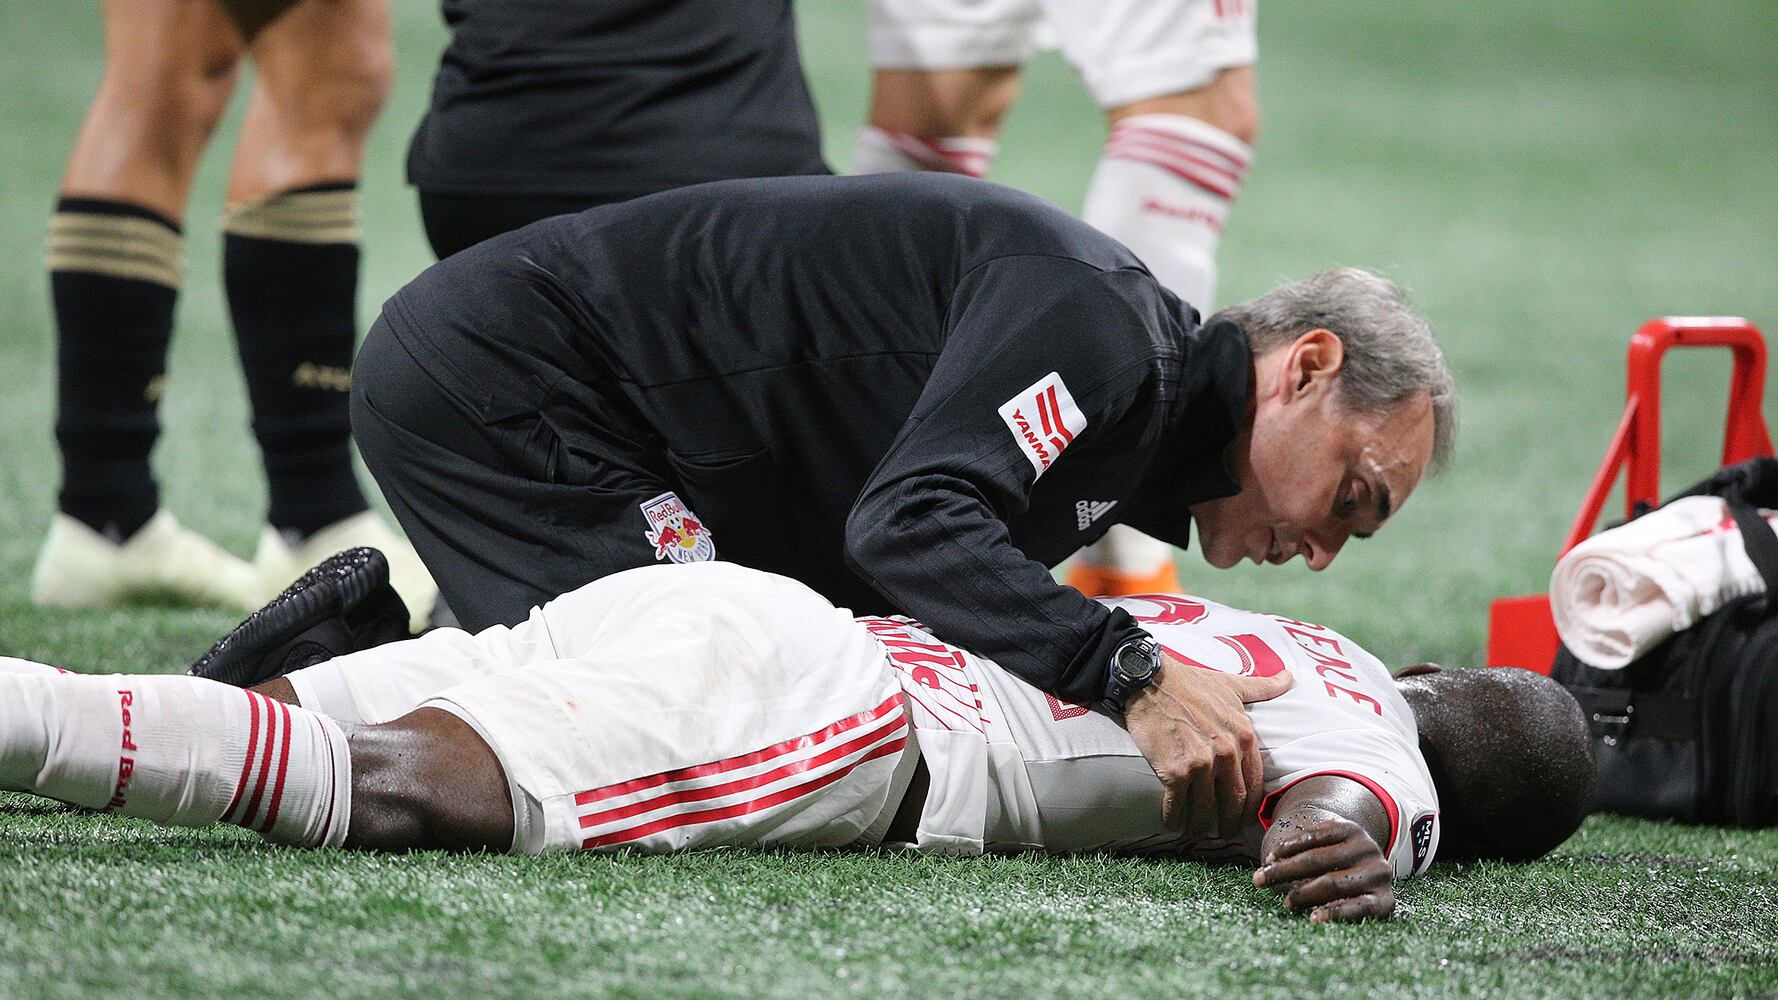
[870,593,1440,878]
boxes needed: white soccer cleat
[252,510,439,633]
[30,509,260,611]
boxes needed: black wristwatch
[1100,632,1164,715]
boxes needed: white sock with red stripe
[1081,112,1252,310]
[0,672,350,848]
[852,126,997,178]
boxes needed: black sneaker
[190,547,413,688]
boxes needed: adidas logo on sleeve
[1075,500,1117,530]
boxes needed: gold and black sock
[223,181,370,540]
[48,197,183,540]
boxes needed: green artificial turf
[3,0,1778,995]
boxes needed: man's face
[1190,330,1437,571]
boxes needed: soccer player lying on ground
[0,559,1593,924]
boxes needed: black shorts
[353,320,692,631]
[417,191,615,260]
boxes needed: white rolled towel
[1550,495,1778,669]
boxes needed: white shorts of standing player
[284,562,920,855]
[867,0,1256,110]
[862,0,1258,596]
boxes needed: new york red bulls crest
[640,491,716,564]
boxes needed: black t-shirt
[381,174,1249,704]
[407,0,830,199]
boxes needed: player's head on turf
[1189,268,1455,572]
[1393,663,1595,862]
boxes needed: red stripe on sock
[580,736,906,850]
[1101,145,1238,200]
[578,710,906,829]
[223,693,262,824]
[239,693,280,829]
[1112,124,1250,173]
[884,133,988,178]
[574,694,904,807]
[257,701,296,835]
[1106,134,1245,189]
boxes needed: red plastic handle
[1561,317,1773,555]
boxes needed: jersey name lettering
[1273,617,1385,716]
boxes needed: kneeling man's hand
[1123,658,1291,837]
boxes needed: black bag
[1552,457,1778,827]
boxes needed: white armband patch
[998,372,1086,479]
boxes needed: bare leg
[226,0,393,203]
[1107,65,1259,142]
[343,709,516,852]
[867,66,1024,140]
[61,0,245,220]
[855,67,1021,176]
[253,677,298,704]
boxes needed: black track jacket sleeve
[845,258,1166,704]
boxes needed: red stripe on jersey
[1112,124,1250,173]
[1257,769,1403,855]
[574,694,904,807]
[223,692,261,823]
[239,693,280,828]
[580,737,906,850]
[257,701,296,834]
[1102,147,1238,200]
[579,710,907,829]
[1217,633,1289,678]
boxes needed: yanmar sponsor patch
[998,372,1086,479]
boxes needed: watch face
[1118,641,1157,682]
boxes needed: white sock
[0,657,71,677]
[0,672,351,848]
[852,126,997,178]
[1081,112,1252,311]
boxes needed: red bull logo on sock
[641,491,716,564]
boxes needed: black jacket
[382,173,1250,704]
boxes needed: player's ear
[1393,662,1442,679]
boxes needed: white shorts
[869,0,1257,108]
[290,563,917,855]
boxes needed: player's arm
[1252,775,1396,924]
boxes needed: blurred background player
[407,0,829,259]
[33,0,436,627]
[855,0,1260,596]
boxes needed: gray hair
[1215,267,1456,469]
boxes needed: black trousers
[352,320,701,631]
